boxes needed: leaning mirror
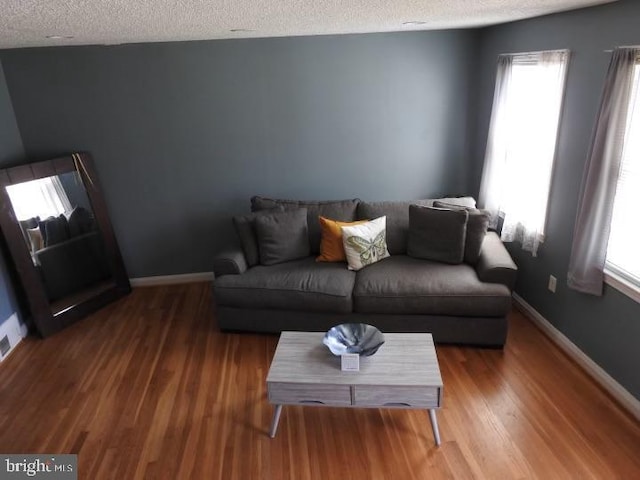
[0,153,130,337]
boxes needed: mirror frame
[0,152,131,337]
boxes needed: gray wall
[0,30,479,277]
[474,0,640,399]
[0,62,25,323]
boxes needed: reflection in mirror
[6,171,115,316]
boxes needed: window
[605,58,640,294]
[479,50,569,256]
[6,177,72,221]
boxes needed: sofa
[21,207,111,301]
[35,231,111,301]
[212,196,517,347]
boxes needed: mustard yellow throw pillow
[316,216,367,262]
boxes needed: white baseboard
[129,272,214,287]
[0,313,27,363]
[512,293,640,422]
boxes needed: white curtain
[479,50,569,256]
[6,176,73,221]
[567,48,639,295]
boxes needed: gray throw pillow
[67,206,95,237]
[250,196,359,254]
[38,216,55,246]
[255,208,310,266]
[433,201,490,264]
[39,214,69,247]
[43,215,70,247]
[407,205,468,264]
[233,206,284,267]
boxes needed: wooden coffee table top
[266,332,443,388]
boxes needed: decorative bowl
[322,323,385,357]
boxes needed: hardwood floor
[0,283,638,479]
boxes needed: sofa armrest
[213,249,248,278]
[475,232,518,291]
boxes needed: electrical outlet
[548,275,557,293]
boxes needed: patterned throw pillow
[340,216,390,271]
[27,227,44,253]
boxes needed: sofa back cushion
[357,200,431,254]
[255,208,310,266]
[251,196,359,254]
[407,205,468,264]
[357,197,477,255]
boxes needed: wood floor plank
[0,283,639,479]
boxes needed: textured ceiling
[1,0,616,49]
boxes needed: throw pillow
[27,227,44,253]
[250,196,360,254]
[233,206,284,267]
[19,216,40,238]
[341,216,390,271]
[407,205,468,264]
[255,208,310,266]
[316,216,368,263]
[38,216,55,246]
[67,206,95,237]
[433,201,490,264]
[43,214,70,247]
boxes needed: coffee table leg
[428,409,441,446]
[269,404,283,438]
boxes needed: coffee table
[266,331,443,446]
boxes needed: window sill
[604,269,640,305]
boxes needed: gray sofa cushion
[42,214,70,246]
[407,205,468,264]
[357,200,433,255]
[353,255,511,316]
[255,209,310,265]
[251,196,359,254]
[433,201,490,265]
[36,232,111,301]
[233,206,284,267]
[67,206,96,238]
[214,257,356,313]
[357,197,478,255]
[432,196,476,208]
